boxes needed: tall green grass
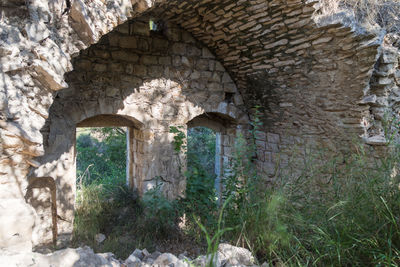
[222,142,400,266]
[73,178,184,258]
[74,122,400,266]
[218,108,400,265]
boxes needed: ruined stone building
[1,0,399,252]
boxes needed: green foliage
[169,125,219,237]
[76,127,126,186]
[75,127,190,258]
[73,175,182,258]
[183,127,218,231]
[219,109,400,266]
[187,127,216,177]
[74,114,400,266]
[272,147,400,266]
[169,126,186,152]
[141,180,180,238]
[73,182,141,257]
[195,196,234,267]
[221,106,292,261]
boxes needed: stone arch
[29,14,248,247]
[187,112,241,200]
[32,110,148,247]
[76,114,145,191]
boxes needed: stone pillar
[138,127,186,200]
[126,127,135,190]
[215,132,223,201]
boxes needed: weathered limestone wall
[1,0,158,251]
[0,0,395,252]
[32,17,247,246]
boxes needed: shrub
[274,146,400,266]
[218,108,400,265]
[169,126,219,236]
[76,127,126,186]
[183,127,218,232]
[74,117,400,265]
[141,181,181,238]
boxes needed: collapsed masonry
[0,0,399,252]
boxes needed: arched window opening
[149,18,165,34]
[76,127,127,188]
[187,113,237,202]
[187,126,218,197]
[75,114,139,191]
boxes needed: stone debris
[0,246,120,267]
[0,243,259,267]
[218,243,255,266]
[95,233,106,244]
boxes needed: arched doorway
[76,114,141,190]
[187,112,237,201]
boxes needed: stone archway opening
[187,112,237,201]
[75,126,127,188]
[76,114,142,191]
[186,126,218,197]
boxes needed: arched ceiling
[138,0,382,140]
[0,0,384,179]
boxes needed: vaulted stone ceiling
[0,0,384,174]
[140,0,381,144]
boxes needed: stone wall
[150,0,386,178]
[1,0,397,252]
[1,0,156,251]
[362,34,400,145]
[32,16,247,246]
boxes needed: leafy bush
[74,127,189,258]
[183,127,218,231]
[187,127,216,178]
[76,127,126,186]
[169,126,219,237]
[141,181,181,238]
[273,147,400,266]
[73,182,140,252]
[213,108,400,266]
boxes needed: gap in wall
[75,127,127,189]
[186,126,219,199]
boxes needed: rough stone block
[152,37,169,52]
[263,162,276,176]
[267,133,280,144]
[69,0,96,44]
[148,66,164,77]
[196,59,209,70]
[158,56,171,65]
[112,51,139,62]
[119,36,138,49]
[171,43,186,55]
[266,142,279,152]
[134,65,147,76]
[137,38,149,51]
